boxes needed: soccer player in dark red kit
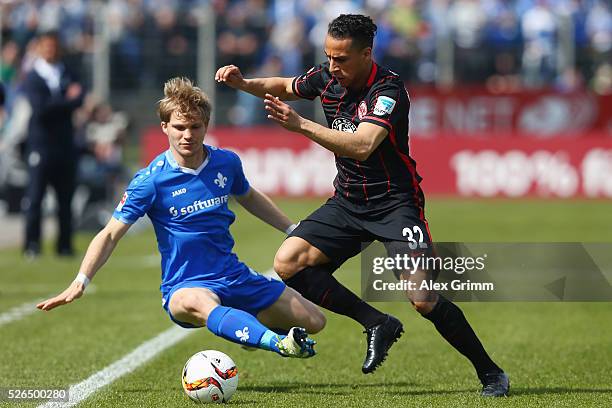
[216,14,509,396]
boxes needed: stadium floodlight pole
[0,7,3,55]
[435,24,454,87]
[92,0,110,102]
[557,13,575,78]
[197,3,216,127]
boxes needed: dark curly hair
[327,14,377,50]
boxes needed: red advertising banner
[408,87,612,137]
[142,126,612,199]
[413,136,612,198]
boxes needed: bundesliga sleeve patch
[373,95,397,116]
[116,192,128,211]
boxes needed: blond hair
[157,77,211,124]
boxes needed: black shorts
[290,197,434,271]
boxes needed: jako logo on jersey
[214,172,227,188]
[116,192,128,211]
[373,96,396,116]
[168,195,229,217]
[332,117,357,133]
[235,327,249,342]
[172,188,187,197]
[358,101,367,120]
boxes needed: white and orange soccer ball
[182,350,239,404]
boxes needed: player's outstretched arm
[215,65,299,101]
[36,218,131,311]
[264,94,388,160]
[234,187,296,234]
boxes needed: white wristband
[285,223,298,235]
[74,272,90,288]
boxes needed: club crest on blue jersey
[214,172,228,189]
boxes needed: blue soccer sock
[206,306,284,354]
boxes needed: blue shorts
[161,267,286,329]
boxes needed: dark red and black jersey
[292,61,424,213]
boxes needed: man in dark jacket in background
[22,31,84,258]
[0,82,5,125]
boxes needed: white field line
[0,285,97,328]
[0,267,273,329]
[0,298,44,327]
[38,326,193,408]
[260,267,280,281]
[31,268,272,406]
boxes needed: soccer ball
[182,350,239,404]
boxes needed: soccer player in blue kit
[37,77,324,358]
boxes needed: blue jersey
[113,145,251,296]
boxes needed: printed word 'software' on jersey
[112,145,250,295]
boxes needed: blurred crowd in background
[1,0,611,120]
[0,0,610,162]
[0,0,610,232]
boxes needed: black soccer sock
[284,265,387,329]
[422,295,502,378]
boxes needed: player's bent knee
[183,295,205,319]
[274,238,328,281]
[169,290,215,326]
[273,254,295,281]
[274,247,304,280]
[412,300,436,315]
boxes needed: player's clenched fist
[215,65,245,89]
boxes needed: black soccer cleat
[361,315,404,374]
[480,371,510,397]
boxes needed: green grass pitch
[1,198,611,407]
